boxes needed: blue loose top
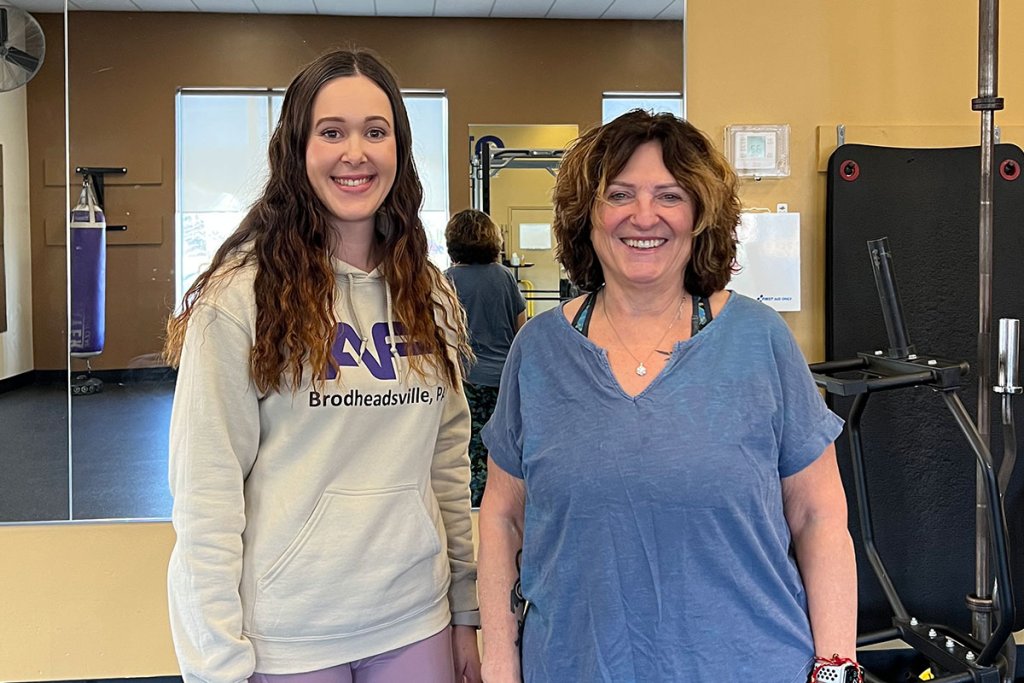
[482,292,844,683]
[445,262,526,387]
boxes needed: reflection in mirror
[51,9,682,523]
[0,9,69,524]
[0,144,6,333]
[470,124,580,319]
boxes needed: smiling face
[305,74,398,240]
[592,140,695,293]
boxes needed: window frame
[601,91,685,124]
[174,87,450,305]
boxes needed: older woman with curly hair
[478,111,859,683]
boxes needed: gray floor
[0,379,174,523]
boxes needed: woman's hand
[782,443,858,661]
[480,655,521,683]
[479,458,527,683]
[452,625,482,683]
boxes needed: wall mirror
[0,1,682,524]
[0,6,68,524]
[0,144,6,334]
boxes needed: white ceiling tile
[654,0,683,20]
[433,0,493,18]
[489,0,551,18]
[546,0,612,19]
[312,0,375,16]
[14,1,66,12]
[44,0,681,17]
[602,0,675,20]
[374,0,433,17]
[132,0,200,10]
[192,0,257,12]
[70,0,140,9]
[254,0,316,12]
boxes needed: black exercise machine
[811,238,1018,683]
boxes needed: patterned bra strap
[690,294,713,336]
[571,289,600,336]
[573,289,713,338]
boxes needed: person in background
[444,209,527,507]
[164,48,481,683]
[478,110,860,683]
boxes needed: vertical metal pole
[971,0,1003,644]
[867,238,916,359]
[481,146,492,216]
[470,155,481,211]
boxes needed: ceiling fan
[0,3,45,92]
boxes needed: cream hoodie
[167,257,475,682]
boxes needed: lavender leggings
[249,628,454,683]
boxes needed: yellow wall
[4,2,1024,679]
[687,0,1024,362]
[0,524,179,679]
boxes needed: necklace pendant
[635,362,647,376]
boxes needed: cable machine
[470,141,572,310]
[469,142,563,216]
[812,238,1018,682]
[815,2,1019,680]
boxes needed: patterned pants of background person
[464,382,500,507]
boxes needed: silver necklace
[602,292,685,376]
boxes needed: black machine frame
[812,239,1017,683]
[469,143,563,217]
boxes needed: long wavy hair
[553,110,740,296]
[164,48,469,392]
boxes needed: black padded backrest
[826,143,1024,633]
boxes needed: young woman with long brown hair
[165,48,481,683]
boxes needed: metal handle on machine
[867,237,916,359]
[995,318,1020,497]
[994,318,1021,395]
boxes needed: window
[602,92,684,124]
[403,92,450,269]
[176,90,282,305]
[175,89,449,303]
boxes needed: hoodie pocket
[251,485,444,639]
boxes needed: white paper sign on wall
[730,212,801,312]
[519,223,552,250]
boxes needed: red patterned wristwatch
[811,654,864,683]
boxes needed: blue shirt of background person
[445,209,526,506]
[477,110,858,683]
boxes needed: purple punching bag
[70,178,106,357]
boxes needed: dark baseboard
[74,366,178,384]
[0,367,177,393]
[0,370,35,394]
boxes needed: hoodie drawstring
[384,282,399,361]
[345,272,369,366]
[342,270,401,375]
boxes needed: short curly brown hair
[553,110,740,296]
[445,208,502,264]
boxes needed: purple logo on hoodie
[324,321,410,380]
